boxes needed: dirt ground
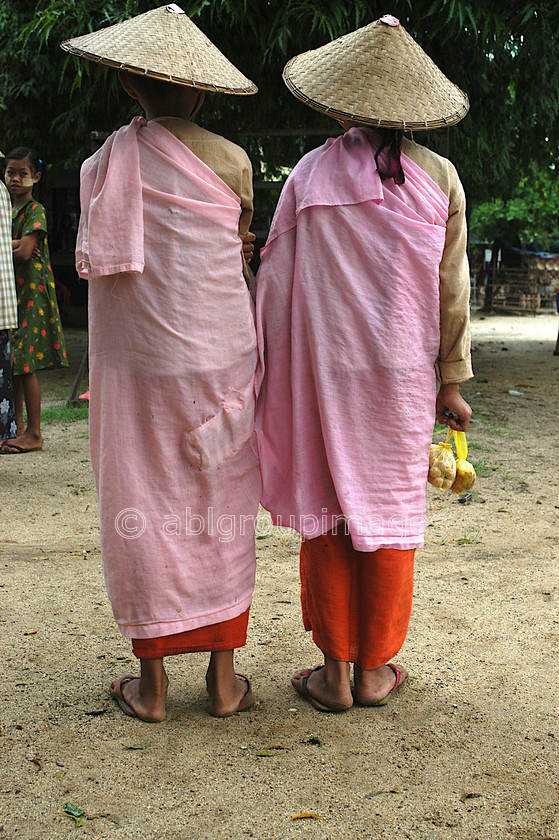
[1,312,558,840]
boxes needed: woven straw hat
[283,15,468,129]
[60,4,257,95]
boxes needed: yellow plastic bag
[428,440,456,489]
[448,428,476,495]
[428,428,477,494]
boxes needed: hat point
[380,15,400,26]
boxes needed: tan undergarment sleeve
[402,138,473,384]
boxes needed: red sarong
[131,608,250,659]
[300,530,414,669]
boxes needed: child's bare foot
[0,431,43,453]
[353,662,408,706]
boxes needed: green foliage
[1,0,559,210]
[41,402,89,425]
[470,164,559,248]
[470,458,498,477]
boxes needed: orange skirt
[300,530,414,669]
[131,608,250,659]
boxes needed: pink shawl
[78,118,260,638]
[255,127,449,551]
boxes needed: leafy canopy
[1,0,558,211]
[471,164,559,250]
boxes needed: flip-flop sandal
[293,665,353,713]
[110,675,141,718]
[0,442,42,454]
[110,674,165,723]
[209,673,254,718]
[234,673,254,713]
[356,662,407,707]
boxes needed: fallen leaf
[64,803,85,826]
[460,792,482,803]
[256,749,280,757]
[365,789,400,799]
[292,813,324,820]
[65,815,83,827]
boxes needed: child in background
[0,157,17,440]
[0,147,67,454]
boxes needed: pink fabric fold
[76,116,146,278]
[265,127,385,244]
[255,127,449,551]
[82,118,261,639]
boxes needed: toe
[388,663,409,691]
[291,668,311,688]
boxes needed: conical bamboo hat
[283,15,468,129]
[60,4,257,95]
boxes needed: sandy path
[1,313,558,840]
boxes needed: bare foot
[0,432,43,453]
[353,662,408,706]
[110,672,168,723]
[206,671,253,718]
[292,664,353,712]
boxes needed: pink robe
[255,127,449,551]
[77,117,261,639]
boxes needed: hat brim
[282,18,469,131]
[60,44,257,95]
[60,5,257,96]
